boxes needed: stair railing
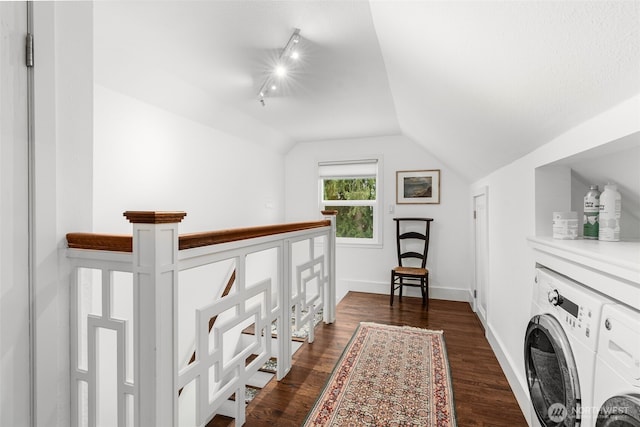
[66,210,337,427]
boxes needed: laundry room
[525,131,640,426]
[475,123,640,426]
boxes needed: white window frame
[318,157,382,247]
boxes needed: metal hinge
[26,33,34,67]
[474,289,477,298]
[473,210,476,219]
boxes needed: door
[525,314,581,426]
[0,2,32,425]
[473,188,489,329]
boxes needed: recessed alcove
[531,131,640,297]
[535,131,640,240]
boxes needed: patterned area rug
[304,322,457,426]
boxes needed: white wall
[471,94,640,423]
[92,82,288,425]
[92,85,285,233]
[285,135,471,303]
[91,63,287,427]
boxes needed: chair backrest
[393,218,434,268]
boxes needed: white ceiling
[94,1,640,182]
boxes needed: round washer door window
[596,395,640,427]
[524,314,580,426]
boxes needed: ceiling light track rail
[258,27,301,106]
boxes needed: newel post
[322,210,338,324]
[124,211,187,427]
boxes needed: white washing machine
[525,267,611,426]
[592,303,640,427]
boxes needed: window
[318,159,381,245]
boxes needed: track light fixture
[258,28,301,106]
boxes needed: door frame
[472,186,489,330]
[27,1,37,424]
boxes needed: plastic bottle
[583,185,600,239]
[598,183,621,242]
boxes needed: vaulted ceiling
[94,1,640,182]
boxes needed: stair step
[241,309,324,343]
[228,385,261,404]
[258,357,277,374]
[247,370,273,389]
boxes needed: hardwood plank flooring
[208,292,528,426]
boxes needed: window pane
[323,178,376,201]
[326,205,373,239]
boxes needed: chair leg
[390,271,395,306]
[399,277,403,300]
[425,274,429,309]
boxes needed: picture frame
[396,169,440,204]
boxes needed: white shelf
[528,236,640,308]
[528,236,640,283]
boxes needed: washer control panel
[535,267,606,351]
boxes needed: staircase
[66,210,337,427]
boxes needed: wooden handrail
[66,219,332,252]
[66,233,133,252]
[179,220,331,250]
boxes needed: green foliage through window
[325,205,374,238]
[323,178,376,239]
[323,178,376,201]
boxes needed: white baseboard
[486,324,532,426]
[342,279,471,303]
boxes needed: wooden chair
[390,218,434,307]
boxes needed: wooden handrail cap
[67,233,133,252]
[123,211,187,224]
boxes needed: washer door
[525,314,580,426]
[596,395,640,427]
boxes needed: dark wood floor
[210,292,527,426]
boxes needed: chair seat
[393,266,428,276]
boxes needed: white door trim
[472,186,489,331]
[27,2,37,424]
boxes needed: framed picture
[396,170,440,204]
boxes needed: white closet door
[0,2,31,425]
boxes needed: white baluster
[278,240,292,380]
[322,210,337,324]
